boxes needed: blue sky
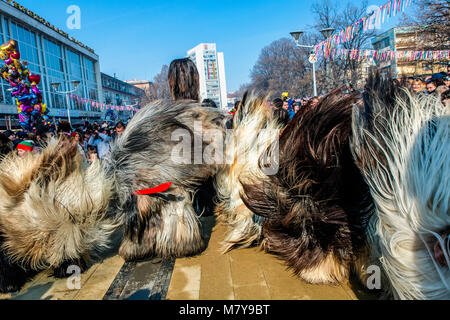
[17,0,411,92]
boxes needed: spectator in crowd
[83,132,91,153]
[293,103,301,114]
[442,90,450,106]
[16,140,34,157]
[412,78,425,94]
[406,76,415,90]
[444,74,450,89]
[72,130,86,158]
[3,130,15,150]
[310,96,320,108]
[168,58,200,102]
[227,100,242,129]
[0,132,12,157]
[14,131,29,149]
[426,78,445,95]
[86,145,99,164]
[34,133,47,151]
[88,128,111,160]
[287,99,296,120]
[111,121,126,142]
[92,121,100,131]
[201,99,217,108]
[57,120,72,137]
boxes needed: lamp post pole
[65,92,72,125]
[290,29,335,97]
[296,43,318,97]
[51,81,80,126]
[290,31,318,97]
[312,58,317,97]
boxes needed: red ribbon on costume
[132,182,172,196]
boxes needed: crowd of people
[269,64,450,124]
[0,119,127,163]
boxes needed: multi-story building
[125,79,155,100]
[371,26,449,78]
[187,43,228,109]
[0,0,103,128]
[101,73,144,122]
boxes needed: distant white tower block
[187,43,228,109]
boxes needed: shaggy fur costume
[108,101,227,261]
[351,74,450,299]
[214,95,285,252]
[240,89,374,284]
[0,138,116,293]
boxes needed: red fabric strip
[133,182,172,196]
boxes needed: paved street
[0,217,377,300]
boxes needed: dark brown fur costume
[240,89,373,284]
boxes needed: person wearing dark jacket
[0,132,12,158]
[110,121,126,142]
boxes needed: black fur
[0,234,37,294]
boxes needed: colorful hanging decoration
[69,93,140,113]
[0,40,48,132]
[314,0,414,60]
[327,48,450,62]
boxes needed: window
[67,50,82,80]
[4,19,9,39]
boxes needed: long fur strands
[0,137,116,292]
[351,73,450,300]
[240,88,374,284]
[108,100,227,261]
[214,94,285,253]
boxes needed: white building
[187,43,228,109]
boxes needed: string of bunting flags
[69,94,139,112]
[328,48,450,62]
[314,0,414,60]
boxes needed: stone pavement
[167,217,375,300]
[0,217,377,300]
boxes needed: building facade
[0,1,103,127]
[371,26,449,78]
[125,79,154,100]
[187,43,228,108]
[101,73,144,122]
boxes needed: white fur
[352,92,450,299]
[215,97,282,252]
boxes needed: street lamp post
[50,80,81,126]
[290,31,318,97]
[128,99,139,118]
